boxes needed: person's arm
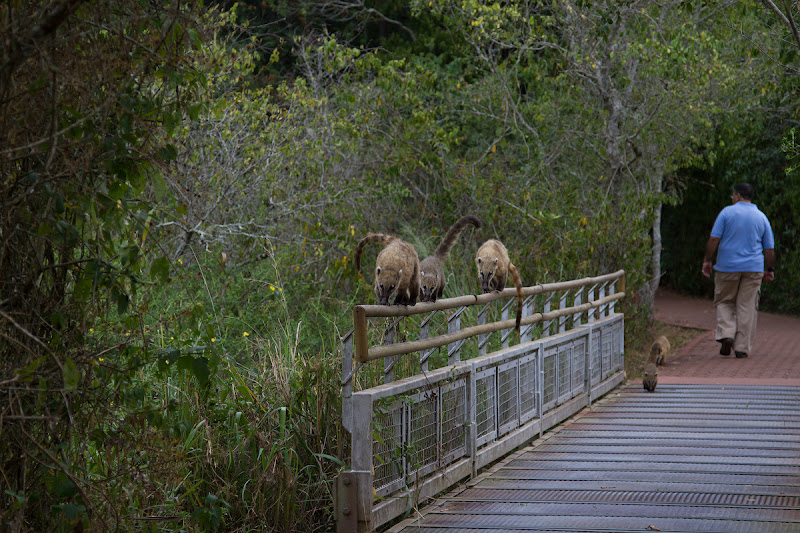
[702,237,720,278]
[763,248,775,282]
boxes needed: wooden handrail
[356,270,625,318]
[352,270,626,363]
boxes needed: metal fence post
[448,308,463,364]
[537,345,544,438]
[521,296,534,343]
[573,288,583,328]
[468,364,478,479]
[384,321,396,384]
[420,312,433,372]
[584,323,593,407]
[478,304,488,356]
[501,301,511,349]
[543,297,552,335]
[609,280,617,314]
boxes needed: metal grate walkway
[389,384,800,533]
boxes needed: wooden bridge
[335,274,800,532]
[386,384,800,532]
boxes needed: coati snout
[476,256,499,293]
[643,362,658,392]
[375,266,403,305]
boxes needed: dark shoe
[719,338,733,356]
[735,351,748,358]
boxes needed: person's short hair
[734,183,754,200]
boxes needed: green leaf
[176,355,194,373]
[54,503,85,520]
[73,277,93,302]
[63,357,80,391]
[314,453,347,468]
[158,143,178,161]
[192,357,210,386]
[112,287,129,315]
[54,192,65,214]
[188,103,205,121]
[149,256,170,284]
[49,311,66,330]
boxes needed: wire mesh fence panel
[519,352,538,424]
[557,344,571,403]
[589,327,602,387]
[542,347,558,411]
[571,337,587,397]
[407,389,440,481]
[497,360,519,436]
[612,319,624,372]
[602,325,613,380]
[373,400,405,497]
[475,367,497,447]
[440,379,468,464]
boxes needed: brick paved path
[653,289,800,386]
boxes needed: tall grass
[78,251,354,532]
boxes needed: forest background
[1,1,798,531]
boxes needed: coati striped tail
[433,215,482,259]
[354,233,395,275]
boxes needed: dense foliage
[1,1,797,531]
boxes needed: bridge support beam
[335,470,372,533]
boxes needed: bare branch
[316,0,415,40]
[760,0,800,50]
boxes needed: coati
[355,233,421,306]
[419,215,482,303]
[475,239,524,332]
[650,335,670,366]
[642,361,658,392]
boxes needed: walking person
[701,183,775,358]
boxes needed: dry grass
[624,320,705,380]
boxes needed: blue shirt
[711,202,774,273]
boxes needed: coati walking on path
[355,233,421,306]
[642,361,658,392]
[419,215,482,303]
[650,335,670,366]
[475,239,524,332]
[643,335,668,392]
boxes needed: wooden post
[354,306,369,363]
[342,331,354,434]
[351,394,373,531]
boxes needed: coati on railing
[419,215,482,303]
[475,239,524,332]
[355,233,421,306]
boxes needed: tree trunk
[640,197,663,313]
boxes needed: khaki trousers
[713,271,763,355]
